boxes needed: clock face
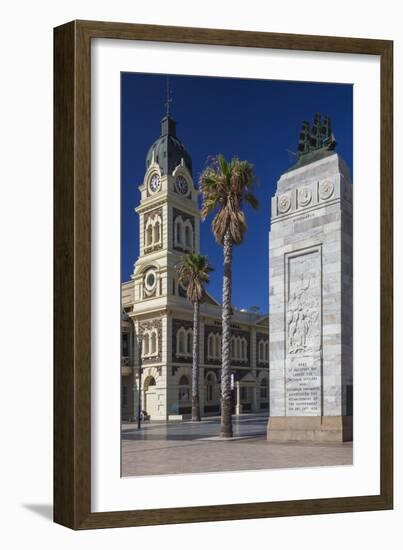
[175,175,188,195]
[149,174,161,193]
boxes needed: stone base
[267,416,353,443]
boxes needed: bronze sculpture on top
[288,113,337,172]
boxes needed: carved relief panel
[285,247,322,416]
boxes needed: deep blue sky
[121,73,353,313]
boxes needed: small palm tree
[177,252,214,421]
[200,155,258,437]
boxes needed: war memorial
[267,114,353,442]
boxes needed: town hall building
[121,114,269,421]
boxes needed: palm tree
[200,155,258,437]
[177,252,213,421]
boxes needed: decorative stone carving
[298,187,312,207]
[277,194,291,213]
[319,180,334,200]
[287,252,321,355]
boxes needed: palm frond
[244,192,259,210]
[176,252,214,304]
[200,154,259,245]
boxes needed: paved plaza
[121,414,353,477]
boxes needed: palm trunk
[220,230,233,437]
[192,300,201,421]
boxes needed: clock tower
[131,114,200,312]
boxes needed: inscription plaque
[285,248,322,416]
[286,355,321,415]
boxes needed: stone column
[267,152,353,442]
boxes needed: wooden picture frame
[54,20,393,529]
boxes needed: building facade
[121,114,269,421]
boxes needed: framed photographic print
[54,20,393,529]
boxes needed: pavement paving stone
[121,414,353,477]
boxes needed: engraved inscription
[286,356,321,415]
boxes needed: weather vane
[165,76,173,116]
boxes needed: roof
[146,116,192,176]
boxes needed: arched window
[177,328,185,355]
[150,331,157,355]
[146,224,153,246]
[145,376,156,391]
[206,372,215,402]
[176,327,192,357]
[145,215,162,249]
[260,378,268,400]
[258,340,269,363]
[187,331,193,355]
[143,333,149,356]
[175,218,184,246]
[178,375,190,401]
[154,220,160,243]
[236,338,241,360]
[208,333,215,359]
[215,334,221,359]
[241,338,247,361]
[185,223,193,249]
[259,340,267,363]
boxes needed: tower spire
[165,76,173,117]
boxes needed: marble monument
[267,114,353,442]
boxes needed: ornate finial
[165,76,173,116]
